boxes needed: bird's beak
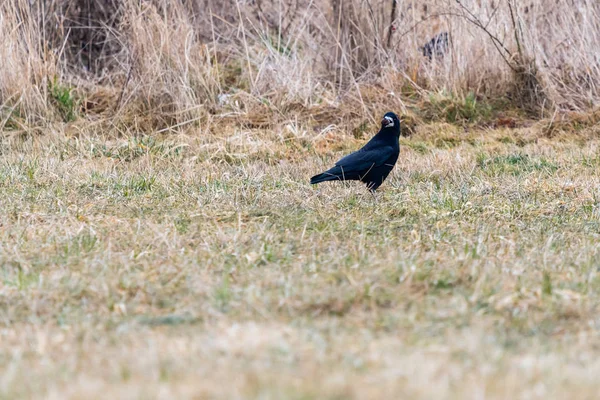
[381,116,394,128]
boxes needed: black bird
[310,112,401,191]
[420,32,449,61]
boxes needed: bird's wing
[335,145,395,172]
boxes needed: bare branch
[453,0,517,71]
[386,0,397,49]
[507,0,523,59]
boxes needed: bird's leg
[369,189,378,203]
[366,183,378,203]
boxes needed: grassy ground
[2,117,600,399]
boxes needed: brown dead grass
[2,0,600,127]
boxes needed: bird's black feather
[310,112,401,191]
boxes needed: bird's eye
[382,116,394,127]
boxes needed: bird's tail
[310,171,340,185]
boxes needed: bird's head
[381,112,401,135]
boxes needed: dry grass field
[2,0,600,399]
[4,117,600,399]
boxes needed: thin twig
[235,0,254,92]
[115,53,135,112]
[507,0,523,60]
